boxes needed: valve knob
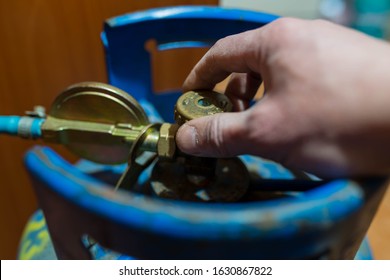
[174,90,233,125]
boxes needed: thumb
[175,111,252,157]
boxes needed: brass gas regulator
[31,82,250,202]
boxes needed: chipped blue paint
[24,145,385,257]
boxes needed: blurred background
[0,0,389,259]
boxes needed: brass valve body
[151,157,249,202]
[39,82,249,201]
[151,89,249,202]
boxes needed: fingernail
[176,124,200,154]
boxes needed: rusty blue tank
[19,6,388,260]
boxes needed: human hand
[176,18,390,178]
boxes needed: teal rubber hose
[0,116,43,138]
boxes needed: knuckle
[267,17,302,45]
[272,17,301,31]
[312,18,329,26]
[213,37,225,50]
[208,38,227,61]
[213,34,235,50]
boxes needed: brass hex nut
[157,123,179,158]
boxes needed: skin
[175,18,390,178]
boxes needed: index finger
[182,28,269,92]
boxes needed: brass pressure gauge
[42,82,151,164]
